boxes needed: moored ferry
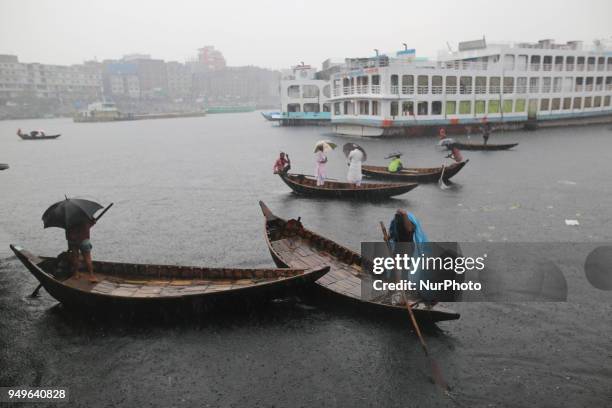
[328,38,612,137]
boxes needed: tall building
[166,61,192,99]
[197,46,226,71]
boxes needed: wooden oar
[438,165,450,190]
[379,221,449,392]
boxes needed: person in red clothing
[66,220,97,282]
[273,152,291,174]
[446,146,464,163]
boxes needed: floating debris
[565,219,580,226]
[557,180,577,185]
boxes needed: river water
[1,114,611,407]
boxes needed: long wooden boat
[362,160,468,183]
[447,141,518,151]
[278,172,418,199]
[0,163,8,171]
[18,133,61,140]
[10,245,329,311]
[258,202,460,322]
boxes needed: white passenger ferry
[329,38,612,136]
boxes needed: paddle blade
[429,357,450,391]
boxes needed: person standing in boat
[388,154,403,173]
[66,220,97,282]
[273,152,291,174]
[481,122,492,145]
[446,146,464,163]
[314,144,328,186]
[346,148,364,187]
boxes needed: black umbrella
[42,198,110,230]
[342,143,367,162]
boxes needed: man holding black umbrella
[66,219,97,282]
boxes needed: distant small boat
[261,111,282,121]
[10,244,329,311]
[0,163,9,171]
[362,160,469,183]
[278,172,418,199]
[18,133,61,140]
[447,142,518,151]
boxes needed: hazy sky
[1,0,611,70]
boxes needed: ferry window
[445,76,457,94]
[551,98,560,110]
[287,103,301,112]
[515,99,526,112]
[323,103,331,112]
[529,77,539,92]
[344,101,354,114]
[432,101,442,115]
[503,77,514,93]
[563,77,573,92]
[577,57,585,70]
[543,56,552,71]
[489,77,500,93]
[475,76,486,94]
[371,101,379,115]
[573,97,582,109]
[586,77,593,90]
[401,101,414,116]
[358,100,369,115]
[303,103,320,112]
[587,57,595,70]
[288,85,300,98]
[475,100,486,114]
[563,98,572,109]
[334,102,341,115]
[459,101,471,114]
[402,75,414,94]
[488,100,500,114]
[607,76,612,88]
[432,76,443,94]
[417,101,428,115]
[566,56,575,70]
[575,77,584,91]
[371,75,380,85]
[530,55,541,70]
[596,77,603,89]
[597,57,605,70]
[417,75,429,94]
[540,98,549,111]
[459,76,472,94]
[593,96,601,107]
[343,78,350,87]
[302,85,319,98]
[391,75,399,86]
[608,57,612,71]
[517,55,528,71]
[584,97,592,108]
[553,77,562,92]
[503,100,513,113]
[391,101,399,116]
[542,77,551,93]
[503,54,515,70]
[517,77,527,93]
[445,101,456,115]
[322,85,331,98]
[554,56,564,71]
[604,96,611,107]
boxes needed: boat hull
[0,163,8,170]
[18,134,61,140]
[258,202,460,323]
[362,160,468,182]
[448,142,518,151]
[10,245,328,313]
[278,173,418,199]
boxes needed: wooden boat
[258,202,460,322]
[10,244,329,311]
[278,172,418,199]
[18,133,61,140]
[447,141,518,151]
[362,160,468,183]
[0,163,8,171]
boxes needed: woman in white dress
[314,145,327,186]
[347,148,364,186]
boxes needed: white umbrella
[313,140,337,153]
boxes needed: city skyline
[1,0,611,70]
